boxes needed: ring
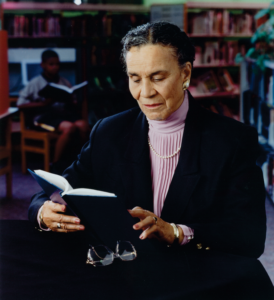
[57,223,61,229]
[153,217,157,225]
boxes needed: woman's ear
[181,62,192,83]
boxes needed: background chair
[20,107,59,173]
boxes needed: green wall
[144,0,271,6]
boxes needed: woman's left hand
[128,206,183,245]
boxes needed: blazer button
[205,247,210,250]
[197,243,202,249]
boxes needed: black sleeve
[28,119,102,225]
[185,126,266,258]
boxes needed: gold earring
[183,81,189,90]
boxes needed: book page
[48,82,72,93]
[34,170,73,193]
[71,81,88,92]
[65,188,115,197]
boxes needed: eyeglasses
[86,241,137,267]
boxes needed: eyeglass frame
[86,240,137,267]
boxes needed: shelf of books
[1,4,149,39]
[240,58,274,202]
[184,2,268,121]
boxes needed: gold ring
[153,217,157,225]
[57,223,61,229]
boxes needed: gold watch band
[170,223,179,244]
[39,207,46,227]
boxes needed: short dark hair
[121,21,195,71]
[41,49,59,62]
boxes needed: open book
[32,169,115,198]
[29,169,142,250]
[38,81,88,99]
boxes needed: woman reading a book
[29,22,273,298]
[17,49,90,169]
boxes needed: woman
[29,22,273,299]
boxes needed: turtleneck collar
[147,91,189,134]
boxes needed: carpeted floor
[1,155,274,284]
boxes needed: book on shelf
[227,41,239,65]
[217,69,235,92]
[38,81,88,100]
[28,169,142,250]
[195,70,221,94]
[204,42,219,65]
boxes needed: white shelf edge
[1,2,149,12]
[186,2,269,10]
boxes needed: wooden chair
[20,108,59,173]
[0,114,12,199]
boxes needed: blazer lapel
[119,111,154,212]
[160,93,202,223]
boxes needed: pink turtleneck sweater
[38,92,194,244]
[148,91,194,245]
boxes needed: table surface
[0,220,273,300]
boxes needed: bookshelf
[183,1,269,120]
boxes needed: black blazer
[29,92,266,259]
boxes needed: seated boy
[17,49,90,169]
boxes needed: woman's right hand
[41,201,85,233]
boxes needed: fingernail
[79,225,85,230]
[62,206,66,212]
[134,224,139,229]
[75,218,80,223]
[140,234,144,240]
[127,209,131,212]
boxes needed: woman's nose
[140,80,156,98]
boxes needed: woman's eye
[133,79,140,83]
[154,78,163,82]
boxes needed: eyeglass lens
[117,241,136,261]
[88,245,114,267]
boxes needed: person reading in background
[17,49,90,171]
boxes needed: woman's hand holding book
[41,200,85,233]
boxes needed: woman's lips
[144,103,162,108]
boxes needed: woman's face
[126,44,191,120]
